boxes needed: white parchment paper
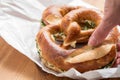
[0,0,120,80]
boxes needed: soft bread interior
[65,44,115,63]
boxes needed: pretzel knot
[36,5,119,73]
[60,8,103,47]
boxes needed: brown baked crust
[61,8,103,45]
[36,24,118,73]
[42,5,81,25]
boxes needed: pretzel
[36,24,119,72]
[42,5,80,25]
[37,6,119,73]
[61,8,103,47]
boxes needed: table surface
[0,0,120,80]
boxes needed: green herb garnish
[81,20,96,30]
[53,32,66,41]
[41,20,46,27]
[36,42,41,55]
[84,26,88,30]
[37,50,40,55]
[85,20,95,28]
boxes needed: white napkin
[0,0,120,80]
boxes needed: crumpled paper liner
[0,0,120,80]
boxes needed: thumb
[88,18,116,46]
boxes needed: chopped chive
[41,20,46,27]
[81,20,96,30]
[84,26,88,30]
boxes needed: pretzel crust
[42,5,81,25]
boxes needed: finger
[112,52,120,67]
[88,18,116,46]
[117,43,120,51]
[116,58,120,66]
[113,58,120,67]
[117,52,120,58]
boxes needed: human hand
[88,0,120,46]
[113,43,120,67]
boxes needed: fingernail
[88,36,98,47]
